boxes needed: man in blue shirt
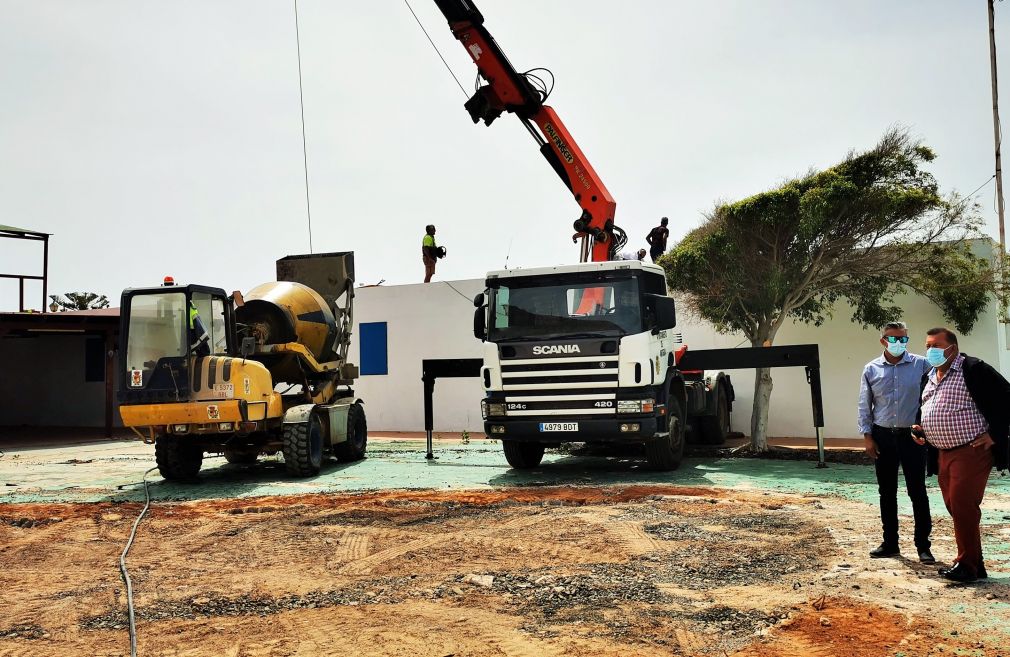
[858,321,934,563]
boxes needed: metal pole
[423,375,436,460]
[42,235,49,313]
[806,365,827,468]
[18,277,24,312]
[990,0,1008,320]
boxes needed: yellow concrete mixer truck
[117,252,366,481]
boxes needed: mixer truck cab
[473,260,733,471]
[117,253,367,481]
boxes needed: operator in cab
[188,301,211,356]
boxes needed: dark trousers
[650,247,663,263]
[938,443,993,576]
[872,425,932,550]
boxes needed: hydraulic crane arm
[433,0,623,262]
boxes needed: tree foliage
[662,129,994,338]
[49,291,110,311]
[659,128,997,449]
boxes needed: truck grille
[500,356,618,416]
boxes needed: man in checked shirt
[912,327,1010,583]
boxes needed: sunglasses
[884,336,910,344]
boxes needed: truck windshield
[489,278,641,341]
[125,292,186,382]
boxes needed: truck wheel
[502,441,545,469]
[282,416,323,477]
[645,397,685,471]
[155,435,203,481]
[333,402,368,462]
[699,387,730,445]
[223,446,259,465]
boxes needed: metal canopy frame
[0,225,50,312]
[420,344,826,467]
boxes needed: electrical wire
[966,174,996,201]
[294,0,313,253]
[442,280,472,303]
[119,466,158,657]
[404,0,468,97]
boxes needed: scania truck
[472,260,733,470]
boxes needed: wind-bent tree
[49,291,110,311]
[660,129,996,451]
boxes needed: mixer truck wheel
[334,402,368,462]
[282,415,323,476]
[155,435,203,481]
[223,446,259,465]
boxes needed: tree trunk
[748,324,778,452]
[750,366,774,452]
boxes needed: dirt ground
[2,483,1008,657]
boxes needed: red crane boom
[433,0,624,262]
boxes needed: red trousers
[937,444,994,575]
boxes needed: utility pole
[989,0,1008,324]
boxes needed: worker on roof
[422,224,439,283]
[646,217,670,263]
[189,301,211,356]
[616,248,647,261]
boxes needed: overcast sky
[0,1,1006,311]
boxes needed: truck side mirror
[473,305,487,341]
[646,294,676,330]
[473,292,485,308]
[655,296,676,330]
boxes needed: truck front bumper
[483,416,659,442]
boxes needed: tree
[659,129,997,451]
[49,291,110,311]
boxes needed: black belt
[872,425,912,433]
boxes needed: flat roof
[0,309,119,335]
[0,224,50,238]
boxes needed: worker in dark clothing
[646,217,670,262]
[422,224,439,283]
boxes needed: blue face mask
[886,342,907,357]
[925,346,949,368]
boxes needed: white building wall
[351,279,1006,440]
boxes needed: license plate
[539,422,578,432]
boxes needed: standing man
[422,224,438,283]
[646,217,670,263]
[912,327,1010,583]
[858,321,933,563]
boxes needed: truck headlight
[487,403,506,417]
[617,399,654,414]
[173,424,189,434]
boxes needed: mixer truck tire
[333,402,368,462]
[502,441,545,469]
[155,435,203,481]
[282,414,324,476]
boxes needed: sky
[0,0,1007,311]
